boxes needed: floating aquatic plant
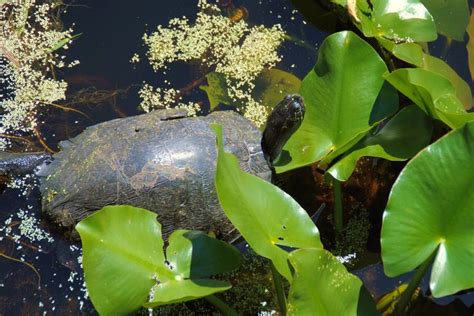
[0,0,79,150]
[134,0,285,127]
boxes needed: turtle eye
[289,101,301,110]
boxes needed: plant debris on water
[0,0,79,150]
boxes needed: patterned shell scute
[40,110,270,241]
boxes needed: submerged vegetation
[1,0,473,315]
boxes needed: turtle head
[261,94,305,165]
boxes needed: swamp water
[0,0,473,315]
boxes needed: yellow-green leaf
[287,248,378,315]
[392,43,472,109]
[384,68,474,129]
[356,0,437,42]
[467,10,474,81]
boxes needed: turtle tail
[0,151,51,176]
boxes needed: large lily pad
[356,0,437,42]
[287,248,378,315]
[212,124,321,281]
[384,68,474,129]
[381,122,474,297]
[420,0,469,41]
[328,105,432,181]
[276,31,388,173]
[391,43,472,109]
[77,205,240,314]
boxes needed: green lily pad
[212,124,321,281]
[200,69,301,113]
[276,31,388,173]
[147,229,240,308]
[77,205,240,314]
[76,205,166,315]
[392,43,472,109]
[420,0,469,41]
[328,105,433,181]
[391,42,424,66]
[384,68,474,129]
[381,122,474,297]
[200,73,233,111]
[356,0,437,42]
[253,68,301,112]
[287,248,378,315]
[164,230,241,279]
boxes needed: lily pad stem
[333,178,343,234]
[205,294,238,316]
[378,44,396,72]
[271,263,287,315]
[394,249,437,315]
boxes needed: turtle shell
[40,109,271,241]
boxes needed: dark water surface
[0,0,473,315]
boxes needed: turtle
[0,95,305,241]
